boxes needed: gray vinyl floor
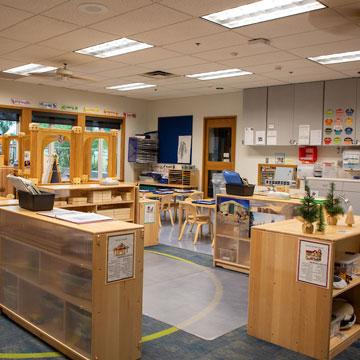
[158,215,213,255]
[143,251,248,340]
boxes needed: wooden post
[2,135,10,166]
[109,130,119,178]
[29,123,41,182]
[71,126,83,180]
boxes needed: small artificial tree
[324,182,344,225]
[316,204,326,234]
[297,184,318,233]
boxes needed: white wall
[0,79,150,181]
[148,91,345,189]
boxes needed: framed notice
[107,233,134,283]
[297,239,331,288]
[144,202,156,224]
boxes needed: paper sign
[255,130,265,145]
[144,202,156,224]
[107,233,134,283]
[297,239,330,288]
[267,130,277,145]
[310,129,322,145]
[177,135,191,164]
[298,125,310,145]
[244,127,254,145]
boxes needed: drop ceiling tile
[242,58,323,74]
[43,0,152,26]
[133,18,225,46]
[333,2,360,22]
[0,4,33,31]
[288,38,360,58]
[91,4,191,36]
[49,51,97,66]
[109,47,180,65]
[142,55,206,70]
[220,51,299,68]
[264,69,346,83]
[169,63,226,75]
[163,31,249,55]
[96,65,150,78]
[0,36,27,55]
[71,60,128,74]
[194,43,276,62]
[0,58,26,71]
[3,44,65,61]
[0,0,68,13]
[235,8,349,39]
[155,0,249,16]
[40,28,117,51]
[272,24,360,50]
[0,15,78,43]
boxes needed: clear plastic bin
[59,265,92,301]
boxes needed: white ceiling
[0,0,359,100]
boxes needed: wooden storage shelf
[39,183,137,223]
[1,264,92,312]
[214,194,298,274]
[248,217,360,359]
[0,206,144,360]
[329,324,360,358]
[333,277,360,297]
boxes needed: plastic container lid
[335,252,360,265]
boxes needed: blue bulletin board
[158,115,193,164]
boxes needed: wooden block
[68,197,88,204]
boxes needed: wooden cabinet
[293,81,324,145]
[248,218,360,359]
[214,194,299,273]
[323,78,357,146]
[242,87,267,146]
[138,199,159,247]
[267,84,294,146]
[0,206,143,360]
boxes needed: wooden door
[202,116,236,198]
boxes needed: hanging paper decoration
[11,98,30,105]
[60,104,78,111]
[39,101,57,109]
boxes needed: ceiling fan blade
[29,72,57,78]
[68,74,94,81]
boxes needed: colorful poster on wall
[107,233,134,283]
[297,239,331,288]
[323,107,355,146]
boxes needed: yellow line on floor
[142,250,223,342]
[0,353,61,359]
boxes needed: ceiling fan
[29,63,92,81]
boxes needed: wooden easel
[42,154,61,184]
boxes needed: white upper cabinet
[323,78,357,146]
[293,81,324,146]
[267,84,294,146]
[242,87,267,146]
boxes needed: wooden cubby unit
[0,206,144,360]
[39,183,137,223]
[248,217,360,359]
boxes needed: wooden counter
[248,216,360,359]
[214,194,299,274]
[138,181,197,189]
[0,206,144,360]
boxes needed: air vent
[141,70,178,79]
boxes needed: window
[90,138,108,180]
[0,108,20,135]
[43,140,70,182]
[32,111,76,129]
[86,116,122,179]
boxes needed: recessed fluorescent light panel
[3,63,57,75]
[202,0,326,28]
[75,38,153,58]
[186,69,252,80]
[106,83,156,91]
[308,50,360,65]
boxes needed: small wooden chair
[179,202,213,244]
[185,191,203,201]
[159,194,174,227]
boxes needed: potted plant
[297,184,318,234]
[316,204,326,234]
[324,182,344,225]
